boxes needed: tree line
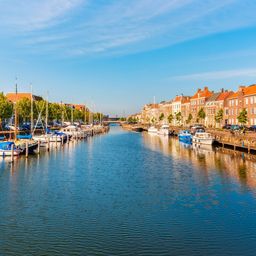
[0,93,103,127]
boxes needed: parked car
[230,125,241,131]
[249,125,256,132]
[222,124,231,129]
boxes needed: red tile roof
[6,93,42,102]
[191,87,213,99]
[216,91,233,101]
[244,84,256,96]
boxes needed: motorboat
[0,142,22,157]
[148,126,158,134]
[157,125,169,136]
[178,130,192,144]
[193,131,214,145]
[33,132,67,145]
[61,125,86,139]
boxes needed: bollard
[11,144,14,162]
[55,135,57,148]
[47,137,50,151]
[61,135,64,146]
[37,140,40,154]
[67,135,69,144]
[26,141,29,158]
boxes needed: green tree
[237,108,248,125]
[34,100,46,120]
[73,109,83,121]
[16,98,31,122]
[48,103,62,121]
[186,113,193,124]
[197,108,206,123]
[167,113,173,124]
[151,117,156,124]
[159,113,164,121]
[0,93,13,128]
[127,116,137,124]
[175,112,182,125]
[215,109,223,125]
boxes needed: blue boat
[178,130,192,144]
[0,142,22,156]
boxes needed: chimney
[204,86,208,91]
[221,88,224,93]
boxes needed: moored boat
[192,131,213,145]
[148,126,158,134]
[61,125,86,139]
[178,130,192,144]
[0,142,22,157]
[157,125,169,136]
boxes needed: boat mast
[71,105,74,124]
[14,78,18,140]
[30,83,33,134]
[61,101,64,126]
[84,104,86,124]
[45,92,49,132]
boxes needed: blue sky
[1,0,256,116]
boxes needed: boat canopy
[17,134,32,139]
[0,142,15,150]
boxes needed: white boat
[61,125,86,139]
[0,142,22,157]
[33,132,68,145]
[148,126,158,134]
[157,125,169,136]
[193,132,213,145]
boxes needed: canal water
[1,125,256,255]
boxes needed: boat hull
[179,135,192,144]
[192,137,213,145]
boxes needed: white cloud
[173,68,256,80]
[1,0,256,57]
[0,0,84,31]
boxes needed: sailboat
[33,97,68,145]
[11,83,38,154]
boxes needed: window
[245,97,249,105]
[251,96,254,104]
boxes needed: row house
[205,90,233,128]
[180,97,191,126]
[171,95,190,126]
[158,101,172,124]
[140,103,160,124]
[226,84,256,125]
[190,87,213,125]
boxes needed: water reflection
[142,132,256,190]
[1,127,256,256]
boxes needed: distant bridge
[102,117,123,124]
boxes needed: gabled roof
[227,91,238,99]
[206,92,221,102]
[6,92,42,102]
[191,87,213,99]
[217,91,233,101]
[227,84,256,99]
[244,84,256,96]
[172,95,191,103]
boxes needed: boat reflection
[142,132,256,190]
